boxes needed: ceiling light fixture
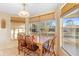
[18,3,30,17]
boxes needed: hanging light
[18,3,30,17]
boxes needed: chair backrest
[49,34,56,50]
[25,35,39,51]
[17,33,26,47]
[25,35,32,45]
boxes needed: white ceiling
[0,3,62,16]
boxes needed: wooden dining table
[35,36,52,55]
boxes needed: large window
[11,24,25,40]
[30,20,56,34]
[30,19,56,43]
[62,8,79,55]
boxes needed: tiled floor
[0,40,19,56]
[0,48,18,56]
[0,40,18,50]
[0,47,52,56]
[63,40,79,56]
[0,39,53,56]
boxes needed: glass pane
[19,29,25,33]
[11,29,14,39]
[11,17,26,40]
[30,19,56,43]
[63,8,79,56]
[14,29,19,39]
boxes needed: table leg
[39,44,43,56]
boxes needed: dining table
[35,36,52,55]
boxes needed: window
[11,29,14,39]
[14,29,18,39]
[62,8,79,55]
[11,24,25,40]
[30,19,56,43]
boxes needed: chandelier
[18,3,30,17]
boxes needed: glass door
[62,8,79,56]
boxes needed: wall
[0,12,12,44]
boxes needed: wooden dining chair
[17,33,27,55]
[42,34,56,56]
[24,35,40,56]
[49,35,56,56]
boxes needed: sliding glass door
[62,8,79,55]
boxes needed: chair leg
[18,48,20,54]
[43,48,48,55]
[53,51,56,56]
[23,48,26,56]
[23,48,30,56]
[49,50,56,56]
[51,51,56,56]
[42,48,45,54]
[23,49,26,56]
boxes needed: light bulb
[18,10,30,17]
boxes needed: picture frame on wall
[1,19,6,29]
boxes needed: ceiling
[0,3,63,28]
[0,3,63,16]
[64,8,79,18]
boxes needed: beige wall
[0,12,13,43]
